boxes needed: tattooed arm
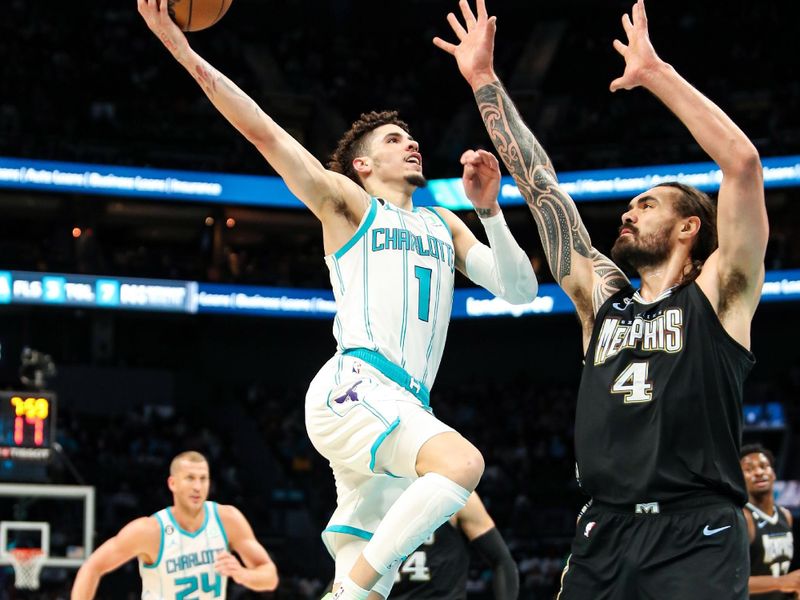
[435,0,627,338]
[137,0,367,224]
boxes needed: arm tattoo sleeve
[475,81,592,282]
[591,252,630,313]
[475,81,628,311]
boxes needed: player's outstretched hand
[433,0,498,89]
[461,149,501,217]
[137,0,189,58]
[609,0,663,92]
[214,551,247,584]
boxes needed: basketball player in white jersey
[138,2,538,599]
[70,451,278,599]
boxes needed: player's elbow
[512,277,539,305]
[254,563,279,592]
[265,567,279,592]
[504,270,538,305]
[726,142,762,179]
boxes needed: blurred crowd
[2,0,800,597]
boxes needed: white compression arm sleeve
[465,211,538,304]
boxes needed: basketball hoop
[8,547,46,590]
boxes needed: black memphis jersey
[747,502,794,600]
[391,521,470,600]
[576,282,753,505]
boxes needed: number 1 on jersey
[611,361,653,403]
[414,266,432,322]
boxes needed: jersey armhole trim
[211,502,230,551]
[690,282,756,363]
[426,207,452,238]
[142,512,165,569]
[332,197,378,260]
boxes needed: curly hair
[328,110,411,186]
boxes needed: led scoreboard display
[0,391,56,461]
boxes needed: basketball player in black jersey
[436,0,768,598]
[391,492,518,600]
[741,444,800,599]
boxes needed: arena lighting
[0,268,797,319]
[0,155,799,208]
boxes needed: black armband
[471,527,519,600]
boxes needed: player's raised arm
[434,0,628,336]
[610,0,767,345]
[136,0,369,224]
[435,148,538,305]
[215,505,279,591]
[70,517,160,600]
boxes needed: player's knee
[416,433,484,490]
[462,446,485,488]
[443,445,484,491]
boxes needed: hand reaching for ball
[137,0,189,58]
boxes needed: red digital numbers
[10,396,49,447]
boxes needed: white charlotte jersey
[325,198,455,390]
[139,502,229,600]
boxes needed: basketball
[168,0,234,32]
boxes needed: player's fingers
[609,77,625,93]
[636,0,648,27]
[460,150,474,164]
[622,13,633,37]
[482,150,500,171]
[612,39,627,56]
[476,0,488,22]
[488,15,497,35]
[432,37,457,55]
[446,13,467,41]
[459,0,477,31]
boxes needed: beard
[611,223,673,274]
[404,173,428,188]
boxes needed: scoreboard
[0,391,56,461]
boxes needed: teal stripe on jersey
[396,210,409,368]
[333,197,378,260]
[425,206,452,237]
[422,216,443,384]
[332,257,346,295]
[211,502,229,550]
[362,233,374,344]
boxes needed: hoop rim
[8,547,46,561]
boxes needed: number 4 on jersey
[611,361,653,403]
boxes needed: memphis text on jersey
[165,547,225,575]
[594,307,684,366]
[371,228,455,273]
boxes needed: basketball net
[8,548,45,590]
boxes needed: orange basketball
[168,0,234,32]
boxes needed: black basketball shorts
[557,498,748,600]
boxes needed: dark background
[1,0,799,598]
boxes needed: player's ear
[679,216,700,239]
[167,475,176,492]
[353,156,371,175]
